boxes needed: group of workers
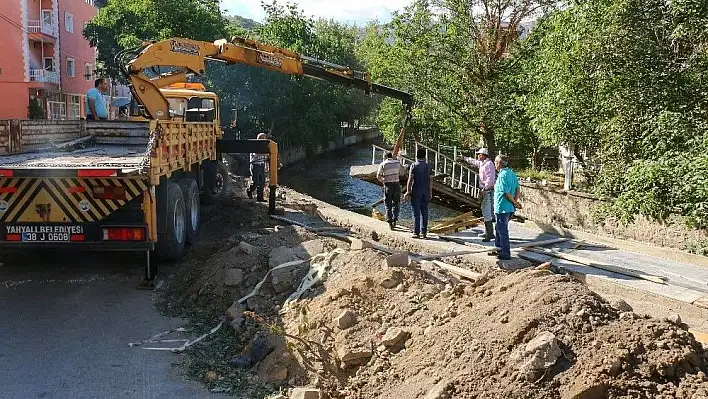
[375,147,521,260]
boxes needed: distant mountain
[226,15,261,30]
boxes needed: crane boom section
[125,37,411,120]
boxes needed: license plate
[22,231,71,242]
[5,225,84,242]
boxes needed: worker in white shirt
[457,148,496,241]
[376,152,405,230]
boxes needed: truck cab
[127,83,220,125]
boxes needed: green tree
[358,0,554,156]
[83,0,227,80]
[523,0,708,225]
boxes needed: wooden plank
[430,211,479,230]
[431,260,484,281]
[526,247,667,285]
[430,218,483,234]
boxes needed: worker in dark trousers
[247,133,268,202]
[377,152,405,230]
[404,148,432,239]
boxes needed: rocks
[270,246,303,268]
[267,366,289,382]
[385,252,411,268]
[612,299,633,312]
[350,238,374,251]
[563,382,607,399]
[666,313,682,325]
[229,333,274,368]
[290,387,324,399]
[224,268,244,287]
[510,331,562,381]
[380,270,403,289]
[423,379,451,399]
[336,309,357,330]
[226,301,246,328]
[337,345,373,366]
[381,327,409,347]
[607,357,623,377]
[295,239,325,259]
[237,241,258,255]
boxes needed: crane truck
[0,36,412,284]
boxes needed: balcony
[27,20,58,40]
[29,69,60,85]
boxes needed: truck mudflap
[0,222,153,250]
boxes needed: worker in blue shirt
[85,78,109,120]
[404,148,432,239]
[492,154,521,260]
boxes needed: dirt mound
[276,250,708,399]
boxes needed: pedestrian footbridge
[350,142,482,211]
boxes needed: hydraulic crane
[117,37,413,149]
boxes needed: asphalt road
[0,250,213,399]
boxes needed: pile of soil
[160,178,708,398]
[275,249,708,398]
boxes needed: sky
[221,0,413,25]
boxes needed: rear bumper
[0,223,153,251]
[0,241,154,251]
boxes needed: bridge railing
[370,143,481,199]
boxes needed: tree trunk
[480,123,496,159]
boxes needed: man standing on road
[377,152,404,230]
[492,154,521,260]
[404,148,432,239]
[457,148,496,241]
[247,133,268,202]
[85,78,109,120]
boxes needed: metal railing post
[451,163,456,188]
[372,145,376,165]
[435,151,439,175]
[467,170,471,195]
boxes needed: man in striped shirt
[247,133,268,202]
[377,152,404,230]
[457,148,496,241]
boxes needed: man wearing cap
[492,154,521,260]
[377,152,405,230]
[457,148,496,241]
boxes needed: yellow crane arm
[123,37,413,122]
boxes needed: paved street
[0,250,213,399]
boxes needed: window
[66,58,75,77]
[44,57,54,71]
[64,12,74,33]
[48,101,66,120]
[167,98,187,117]
[67,95,81,120]
[41,9,52,26]
[84,63,92,81]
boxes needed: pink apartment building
[0,0,98,119]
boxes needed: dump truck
[0,36,412,284]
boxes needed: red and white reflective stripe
[0,169,14,177]
[77,169,118,178]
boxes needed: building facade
[0,0,97,120]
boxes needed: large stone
[269,246,301,268]
[226,301,245,325]
[290,387,323,399]
[229,333,274,368]
[266,366,289,382]
[350,238,374,251]
[667,313,682,325]
[225,268,244,287]
[423,379,451,399]
[294,239,325,259]
[336,310,357,330]
[238,241,258,255]
[380,269,403,289]
[385,252,411,268]
[381,327,409,347]
[510,331,562,381]
[611,299,633,313]
[337,345,373,365]
[563,382,607,399]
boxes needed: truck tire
[201,160,230,205]
[156,181,186,261]
[178,178,200,245]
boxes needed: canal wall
[278,127,381,166]
[516,181,708,253]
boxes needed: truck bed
[0,120,150,172]
[0,144,147,170]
